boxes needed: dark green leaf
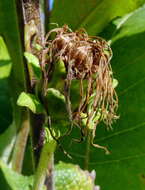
[50,0,145,35]
[54,5,145,190]
[46,88,69,135]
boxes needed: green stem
[9,1,31,172]
[33,138,56,190]
[21,0,46,170]
[12,110,30,172]
[84,130,91,170]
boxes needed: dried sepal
[44,25,119,152]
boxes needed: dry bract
[43,25,119,152]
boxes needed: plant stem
[45,155,55,190]
[84,130,91,170]
[12,110,30,172]
[11,0,39,171]
[33,138,56,190]
[21,0,46,170]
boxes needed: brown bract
[44,25,118,150]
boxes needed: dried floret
[42,25,119,153]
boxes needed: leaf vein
[97,121,145,142]
[89,152,145,165]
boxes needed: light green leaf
[0,36,12,131]
[0,161,33,190]
[0,122,16,163]
[51,0,145,35]
[24,52,41,79]
[0,161,96,190]
[47,88,65,102]
[17,92,44,114]
[24,52,40,68]
[0,36,12,79]
[112,78,118,88]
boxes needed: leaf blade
[17,92,44,114]
[50,0,145,35]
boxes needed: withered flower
[44,25,119,153]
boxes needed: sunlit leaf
[51,0,145,35]
[17,92,44,114]
[0,122,16,163]
[0,161,33,190]
[24,52,41,79]
[0,36,12,132]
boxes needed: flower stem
[33,137,56,190]
[84,130,91,170]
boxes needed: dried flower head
[44,25,119,153]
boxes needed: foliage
[1,1,145,190]
[17,92,44,114]
[0,161,96,190]
[50,2,145,190]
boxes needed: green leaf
[54,5,145,190]
[112,78,118,88]
[0,1,26,91]
[0,161,96,190]
[0,36,12,132]
[17,92,44,114]
[46,88,69,135]
[24,52,41,79]
[24,52,40,68]
[0,36,12,79]
[50,0,145,35]
[47,88,65,102]
[0,1,28,134]
[0,161,33,190]
[0,122,16,163]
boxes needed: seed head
[45,25,118,136]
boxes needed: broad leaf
[0,37,12,79]
[0,161,33,190]
[0,122,16,163]
[17,92,44,114]
[0,161,96,190]
[50,0,145,35]
[24,52,41,79]
[54,4,145,190]
[0,1,26,91]
[0,0,28,132]
[0,36,12,132]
